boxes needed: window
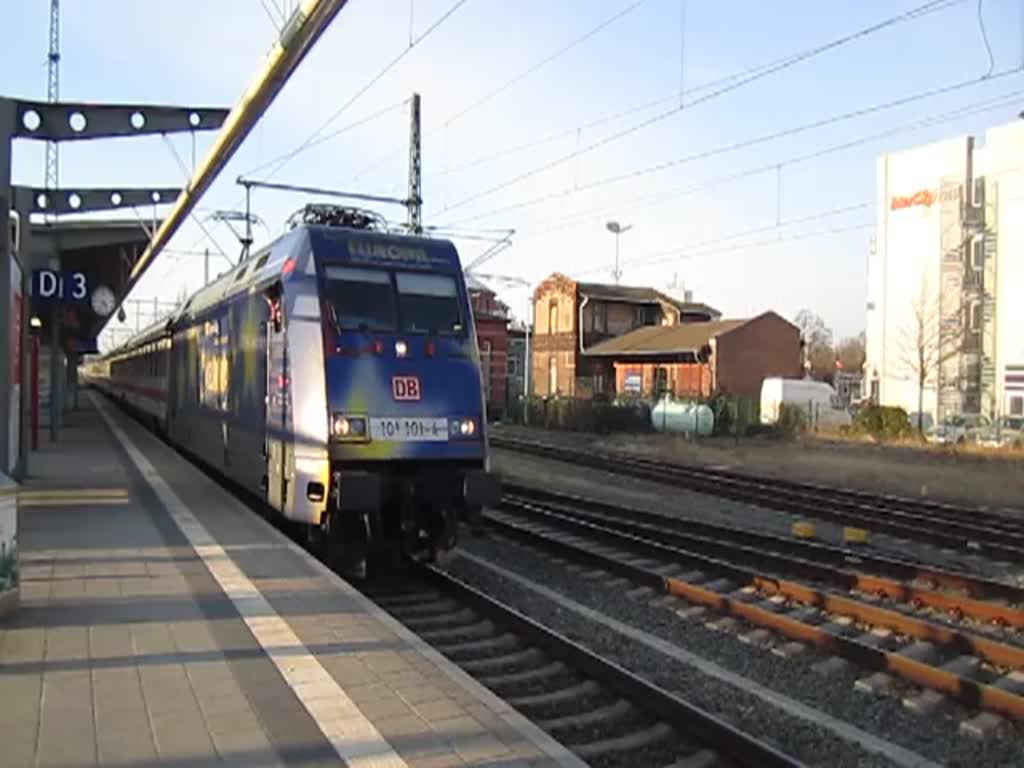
[323,266,397,332]
[633,305,658,327]
[970,301,982,332]
[548,355,557,394]
[590,303,607,333]
[966,361,981,387]
[1010,396,1024,416]
[480,340,492,400]
[548,300,558,334]
[971,237,985,270]
[972,177,984,208]
[654,367,669,395]
[396,272,464,335]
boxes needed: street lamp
[605,220,633,284]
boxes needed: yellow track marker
[844,527,870,545]
[791,521,816,539]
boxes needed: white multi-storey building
[865,119,1024,426]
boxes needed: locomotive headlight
[395,339,408,358]
[332,413,367,440]
[450,417,477,437]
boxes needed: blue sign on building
[32,269,89,303]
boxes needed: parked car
[926,413,992,445]
[977,416,1024,450]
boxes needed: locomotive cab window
[395,272,464,336]
[323,266,397,332]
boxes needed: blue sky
[4,0,1023,346]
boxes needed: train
[83,204,500,578]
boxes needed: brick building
[467,276,509,419]
[531,273,720,397]
[506,322,528,404]
[585,311,802,400]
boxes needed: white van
[760,377,852,429]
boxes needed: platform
[0,391,584,768]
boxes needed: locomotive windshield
[323,266,465,336]
[323,266,397,331]
[395,272,464,336]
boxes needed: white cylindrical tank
[651,399,714,435]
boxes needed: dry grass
[577,430,1024,512]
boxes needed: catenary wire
[348,0,654,181]
[438,70,1024,229]
[428,0,967,218]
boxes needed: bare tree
[836,332,866,372]
[897,278,964,433]
[794,309,835,381]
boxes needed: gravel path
[447,530,1024,768]
[492,448,1021,583]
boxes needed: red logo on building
[890,189,935,211]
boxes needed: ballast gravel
[447,531,1024,768]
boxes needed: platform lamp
[605,221,633,285]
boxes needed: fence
[506,396,653,434]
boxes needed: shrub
[777,402,807,437]
[852,405,913,441]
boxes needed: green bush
[777,402,807,437]
[852,405,913,441]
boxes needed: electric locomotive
[88,204,500,577]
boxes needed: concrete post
[14,197,33,480]
[1,99,16,476]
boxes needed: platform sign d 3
[32,269,89,303]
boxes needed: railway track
[365,566,802,768]
[486,491,1024,724]
[491,434,1024,562]
[503,484,1024,633]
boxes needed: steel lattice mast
[45,0,60,198]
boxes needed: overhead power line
[565,154,1024,279]
[428,0,966,219]
[349,0,652,181]
[573,222,874,280]
[257,0,471,183]
[439,70,1024,229]
[520,88,1024,241]
[446,0,650,127]
[241,98,409,178]
[428,0,966,183]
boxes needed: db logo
[392,376,421,401]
